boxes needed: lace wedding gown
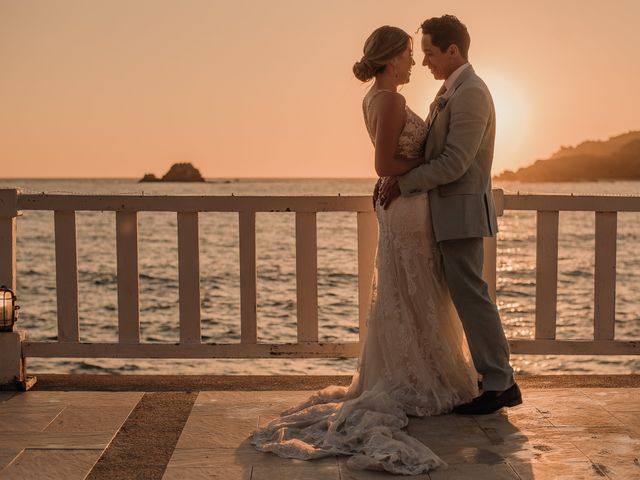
[250,89,479,475]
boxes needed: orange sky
[1,0,639,178]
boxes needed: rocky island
[139,163,205,182]
[494,131,640,182]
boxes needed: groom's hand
[380,176,401,209]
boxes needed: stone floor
[0,385,639,479]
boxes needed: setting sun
[481,71,531,173]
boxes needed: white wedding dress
[250,90,479,475]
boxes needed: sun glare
[482,71,531,172]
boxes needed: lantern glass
[0,286,17,331]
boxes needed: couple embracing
[251,15,521,475]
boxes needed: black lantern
[0,286,19,332]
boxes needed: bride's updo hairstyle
[353,26,411,82]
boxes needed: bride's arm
[372,93,424,177]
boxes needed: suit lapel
[425,65,476,138]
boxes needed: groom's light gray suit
[398,65,514,392]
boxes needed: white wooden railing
[0,188,637,364]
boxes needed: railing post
[483,189,504,301]
[0,188,34,389]
[295,212,318,342]
[483,237,497,302]
[535,210,559,339]
[0,189,18,291]
[594,211,617,340]
[116,211,140,344]
[239,211,257,344]
[178,212,201,344]
[54,210,80,342]
[357,211,377,344]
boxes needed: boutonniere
[436,96,448,110]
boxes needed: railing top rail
[6,190,640,213]
[504,194,640,212]
[16,194,375,213]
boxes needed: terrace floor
[0,375,638,480]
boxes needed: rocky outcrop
[139,173,160,182]
[139,163,205,182]
[494,131,640,182]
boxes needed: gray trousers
[439,237,514,391]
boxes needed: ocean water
[1,178,639,376]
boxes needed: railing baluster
[535,210,559,339]
[116,211,140,344]
[54,211,79,342]
[357,211,377,343]
[239,211,257,344]
[295,212,318,342]
[484,188,504,301]
[178,212,201,344]
[483,237,497,302]
[594,211,617,340]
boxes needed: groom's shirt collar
[443,62,470,96]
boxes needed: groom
[377,14,521,414]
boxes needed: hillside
[495,131,640,182]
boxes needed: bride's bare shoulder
[365,90,406,117]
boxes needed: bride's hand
[372,177,383,208]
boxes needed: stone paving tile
[609,411,640,436]
[407,412,480,432]
[428,462,520,479]
[176,416,258,449]
[522,389,592,407]
[0,410,63,432]
[337,456,430,479]
[557,426,640,456]
[0,393,16,403]
[0,448,22,470]
[471,407,556,442]
[251,463,340,480]
[587,454,640,480]
[408,417,490,443]
[0,431,115,450]
[162,465,252,480]
[509,460,607,479]
[408,421,502,466]
[544,409,625,428]
[0,402,67,416]
[487,436,588,465]
[169,444,338,469]
[581,388,640,412]
[0,448,102,480]
[43,405,135,433]
[1,391,143,408]
[191,392,307,418]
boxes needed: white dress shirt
[443,62,470,97]
[427,63,470,127]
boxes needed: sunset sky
[1,0,638,178]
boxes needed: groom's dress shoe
[454,383,522,415]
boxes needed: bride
[250,26,478,475]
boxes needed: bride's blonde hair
[353,26,411,82]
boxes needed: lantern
[0,286,19,332]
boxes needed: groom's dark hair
[420,15,470,60]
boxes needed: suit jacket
[397,65,499,242]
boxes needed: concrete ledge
[30,373,640,391]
